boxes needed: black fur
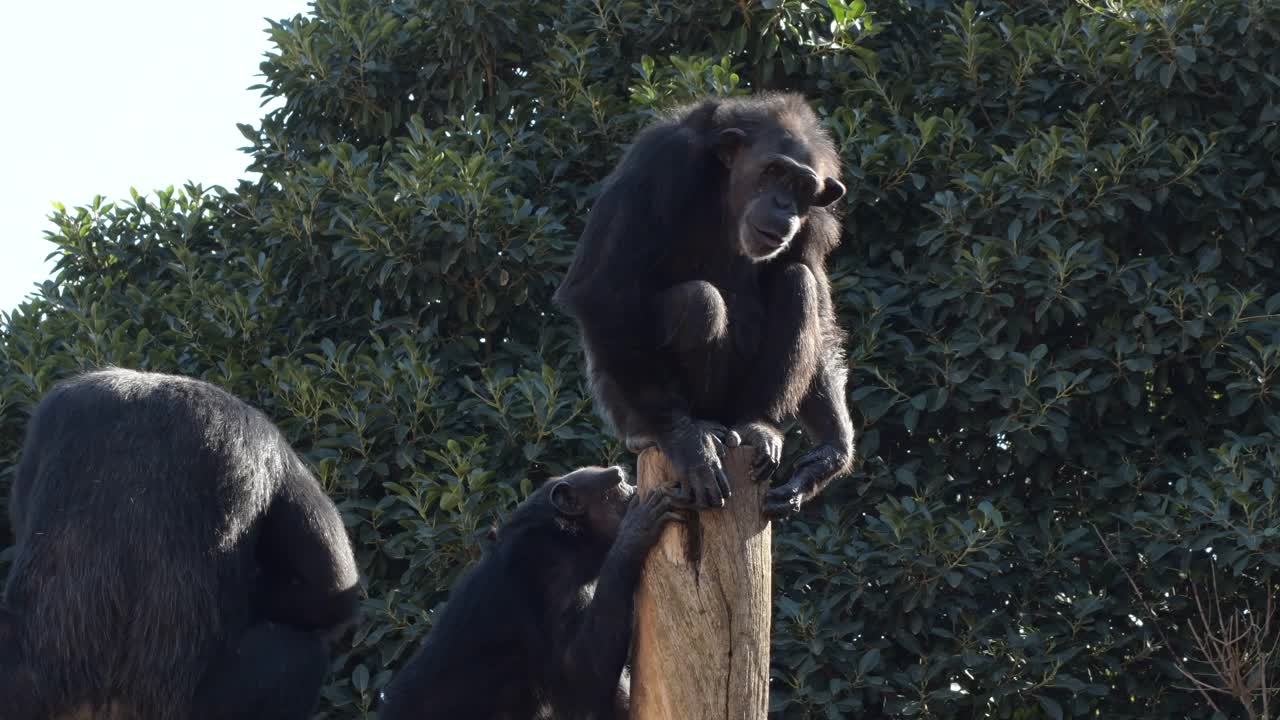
[379,466,673,720]
[1,368,360,720]
[556,92,857,520]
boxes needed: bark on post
[631,446,772,720]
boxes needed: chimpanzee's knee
[196,622,330,720]
[775,263,818,310]
[763,263,821,339]
[658,280,729,351]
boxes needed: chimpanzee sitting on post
[555,92,857,521]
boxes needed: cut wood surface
[631,446,772,720]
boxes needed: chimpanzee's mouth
[751,226,784,249]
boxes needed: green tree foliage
[3,0,1280,717]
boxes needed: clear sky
[0,0,310,314]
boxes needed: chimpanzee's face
[716,129,846,262]
[548,465,633,541]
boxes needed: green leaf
[439,490,460,512]
[1124,356,1154,371]
[977,500,1004,527]
[1228,393,1254,416]
[352,664,369,693]
[858,648,880,675]
[827,0,846,23]
[1197,247,1220,273]
[1038,696,1064,720]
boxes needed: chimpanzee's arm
[762,348,856,519]
[255,456,361,633]
[554,492,672,714]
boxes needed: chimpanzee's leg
[651,281,737,507]
[195,622,330,720]
[593,281,736,509]
[727,263,822,479]
[658,280,729,354]
[734,264,821,423]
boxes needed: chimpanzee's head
[544,465,633,543]
[712,96,846,262]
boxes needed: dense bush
[4,0,1280,717]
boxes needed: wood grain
[631,446,772,720]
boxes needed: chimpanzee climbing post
[631,446,772,720]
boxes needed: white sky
[0,0,310,314]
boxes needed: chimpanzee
[379,465,676,720]
[1,368,360,720]
[555,92,856,519]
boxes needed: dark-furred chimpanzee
[555,92,856,519]
[1,368,360,720]
[379,466,675,720]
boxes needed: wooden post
[631,446,772,720]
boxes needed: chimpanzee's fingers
[668,482,697,508]
[761,497,790,520]
[713,465,732,505]
[762,484,803,519]
[723,429,743,448]
[752,453,779,483]
[697,467,724,508]
[709,432,728,459]
[760,499,789,520]
[659,483,689,506]
[649,490,673,514]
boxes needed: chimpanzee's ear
[715,128,746,168]
[550,480,585,516]
[813,177,846,207]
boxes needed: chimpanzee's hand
[762,442,851,520]
[619,489,680,550]
[731,421,783,483]
[628,419,737,453]
[660,418,732,509]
